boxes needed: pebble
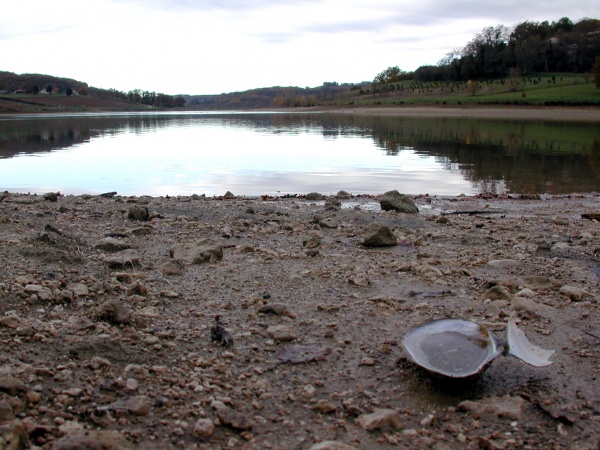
[193,418,216,438]
[356,408,404,431]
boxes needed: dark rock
[0,377,27,396]
[95,300,132,325]
[170,242,223,264]
[216,406,253,430]
[324,196,341,210]
[43,192,59,202]
[306,192,324,201]
[379,190,419,214]
[361,222,397,247]
[336,190,352,199]
[128,205,149,221]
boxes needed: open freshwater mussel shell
[402,319,504,379]
[402,318,554,380]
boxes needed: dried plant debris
[210,315,234,347]
[274,344,332,366]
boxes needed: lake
[0,111,598,196]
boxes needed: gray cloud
[115,0,322,13]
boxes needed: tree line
[0,71,186,108]
[373,17,599,84]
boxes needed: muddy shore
[0,191,599,449]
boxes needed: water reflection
[0,112,598,195]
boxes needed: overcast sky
[1,0,596,95]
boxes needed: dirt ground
[0,191,599,450]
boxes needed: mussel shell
[402,319,503,379]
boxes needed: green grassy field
[337,73,600,107]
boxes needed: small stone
[487,259,519,267]
[126,396,150,416]
[559,285,592,302]
[359,357,375,366]
[458,395,526,420]
[379,190,419,214]
[104,249,140,269]
[0,419,29,449]
[0,377,27,396]
[95,237,131,252]
[483,285,512,301]
[95,300,131,324]
[312,400,337,414]
[0,315,23,329]
[24,284,53,301]
[303,234,321,249]
[89,357,112,370]
[70,283,90,297]
[257,303,297,319]
[361,222,397,247]
[193,418,216,438]
[216,406,253,430]
[170,242,223,264]
[306,192,324,201]
[158,260,184,276]
[356,408,404,431]
[267,325,298,341]
[319,217,338,229]
[0,401,14,422]
[128,205,149,221]
[324,196,342,210]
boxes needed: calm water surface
[0,111,598,196]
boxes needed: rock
[306,192,324,201]
[511,297,549,316]
[414,263,442,280]
[126,396,150,416]
[70,283,89,297]
[0,419,29,450]
[43,192,59,202]
[0,315,24,329]
[324,196,341,210]
[128,205,149,221]
[458,395,526,420]
[51,430,135,450]
[0,400,14,422]
[522,276,554,289]
[312,400,337,414]
[336,190,352,199]
[0,377,27,396]
[267,325,298,341]
[483,285,512,301]
[89,357,112,370]
[158,259,184,276]
[319,217,338,229]
[379,190,419,214]
[95,237,131,252]
[170,242,223,264]
[361,222,397,247]
[104,249,140,269]
[356,408,404,431]
[24,284,53,301]
[224,191,234,198]
[216,406,253,430]
[193,418,216,438]
[127,281,148,296]
[95,299,131,324]
[308,441,358,450]
[257,303,297,319]
[559,285,591,302]
[348,273,370,286]
[303,234,321,249]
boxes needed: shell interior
[402,319,503,378]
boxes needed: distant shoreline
[311,105,600,122]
